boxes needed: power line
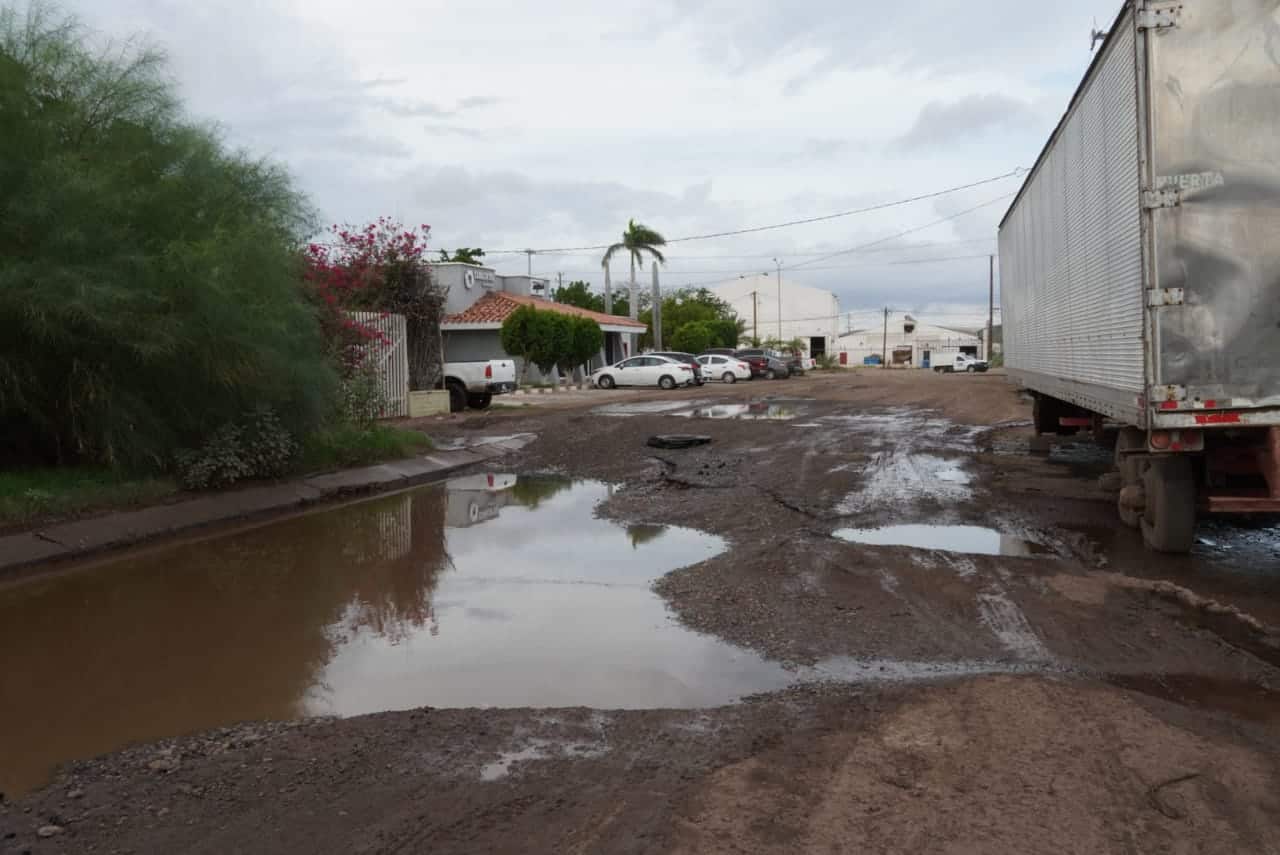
[786,194,1016,271]
[535,253,996,277]
[481,168,1025,255]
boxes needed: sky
[62,0,1123,328]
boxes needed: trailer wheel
[1140,456,1197,553]
[1115,428,1145,528]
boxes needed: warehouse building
[837,313,981,368]
[709,275,840,358]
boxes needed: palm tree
[601,219,666,321]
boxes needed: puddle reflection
[835,524,1051,557]
[0,475,793,795]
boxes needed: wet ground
[4,370,1280,854]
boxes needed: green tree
[638,288,743,351]
[669,322,715,355]
[527,311,572,377]
[601,219,666,321]
[0,5,334,469]
[437,247,486,264]
[559,316,604,377]
[552,280,604,313]
[500,304,541,381]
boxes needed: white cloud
[57,0,1120,317]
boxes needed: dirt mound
[672,676,1280,854]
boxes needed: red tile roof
[442,291,646,329]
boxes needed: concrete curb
[0,434,536,576]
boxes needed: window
[710,356,726,365]
[618,358,641,368]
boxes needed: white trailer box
[999,0,1280,550]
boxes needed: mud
[5,370,1280,854]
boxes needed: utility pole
[604,264,613,314]
[751,291,758,343]
[773,258,783,342]
[987,254,995,362]
[652,263,662,350]
[524,250,534,276]
[882,307,890,368]
[555,271,563,301]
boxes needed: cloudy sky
[65,0,1122,327]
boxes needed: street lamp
[772,258,782,341]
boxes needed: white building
[837,312,980,368]
[709,275,840,358]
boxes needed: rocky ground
[5,370,1280,854]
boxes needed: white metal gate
[346,311,410,418]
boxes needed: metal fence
[347,312,409,418]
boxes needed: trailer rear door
[1147,1,1280,409]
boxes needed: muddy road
[4,370,1280,854]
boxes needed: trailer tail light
[485,364,493,379]
[1150,430,1204,453]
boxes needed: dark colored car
[651,351,705,385]
[733,348,791,380]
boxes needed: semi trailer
[998,0,1280,552]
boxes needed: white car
[696,354,753,384]
[591,355,696,390]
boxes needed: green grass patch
[0,468,179,526]
[297,424,432,472]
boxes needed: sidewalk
[0,434,535,575]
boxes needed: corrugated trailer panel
[1000,11,1146,406]
[1147,1,1280,409]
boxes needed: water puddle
[0,475,793,796]
[593,400,710,416]
[672,402,800,421]
[834,524,1052,557]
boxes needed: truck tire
[597,374,615,389]
[967,365,977,373]
[446,381,466,413]
[1140,456,1197,553]
[1114,428,1145,528]
[765,367,777,380]
[658,375,677,390]
[467,392,493,410]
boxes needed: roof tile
[442,292,646,329]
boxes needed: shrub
[340,360,389,428]
[559,316,604,376]
[816,353,840,370]
[174,407,296,490]
[0,7,335,470]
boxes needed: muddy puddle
[835,524,1052,557]
[672,401,802,421]
[593,400,710,416]
[0,475,795,796]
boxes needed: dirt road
[5,370,1280,854]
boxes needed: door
[615,357,642,386]
[1147,1,1280,406]
[643,357,670,386]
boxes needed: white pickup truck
[933,354,989,374]
[442,360,517,412]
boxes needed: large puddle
[835,524,1051,557]
[0,475,794,796]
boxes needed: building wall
[709,275,839,352]
[838,319,980,368]
[435,264,501,316]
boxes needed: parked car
[591,355,696,389]
[441,359,517,412]
[933,354,989,374]
[696,353,753,384]
[650,351,705,386]
[734,349,791,380]
[776,348,808,376]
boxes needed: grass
[0,467,179,526]
[297,424,432,472]
[0,425,431,529]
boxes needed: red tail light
[485,364,493,379]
